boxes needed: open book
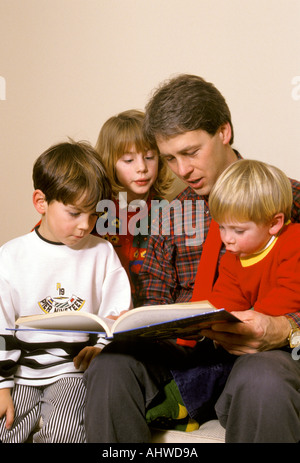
[15,300,240,340]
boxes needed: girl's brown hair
[95,109,173,197]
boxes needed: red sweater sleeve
[209,252,252,311]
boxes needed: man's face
[115,145,159,203]
[156,125,232,196]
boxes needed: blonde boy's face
[218,220,273,258]
[115,145,159,203]
[38,199,98,246]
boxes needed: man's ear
[33,189,47,215]
[269,212,285,236]
[218,122,232,145]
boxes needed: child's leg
[0,384,42,443]
[33,377,86,443]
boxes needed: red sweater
[209,223,300,316]
[92,194,160,306]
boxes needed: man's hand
[201,310,291,355]
[73,346,102,371]
[0,388,14,430]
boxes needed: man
[84,75,300,443]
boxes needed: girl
[93,110,174,306]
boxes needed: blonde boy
[0,141,131,442]
[208,159,300,315]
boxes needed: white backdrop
[1,0,299,244]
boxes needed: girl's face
[115,145,159,203]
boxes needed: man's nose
[176,158,193,178]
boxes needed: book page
[112,301,216,333]
[16,311,115,335]
[113,308,240,340]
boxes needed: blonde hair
[209,159,293,224]
[95,109,173,197]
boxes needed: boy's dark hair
[33,140,111,209]
[143,74,234,148]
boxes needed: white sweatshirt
[0,230,132,388]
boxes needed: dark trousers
[84,339,191,443]
[215,349,300,443]
[84,341,300,443]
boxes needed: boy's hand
[106,310,128,321]
[0,388,15,429]
[73,346,102,371]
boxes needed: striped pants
[0,377,86,443]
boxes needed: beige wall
[1,0,300,245]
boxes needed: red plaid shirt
[138,166,300,328]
